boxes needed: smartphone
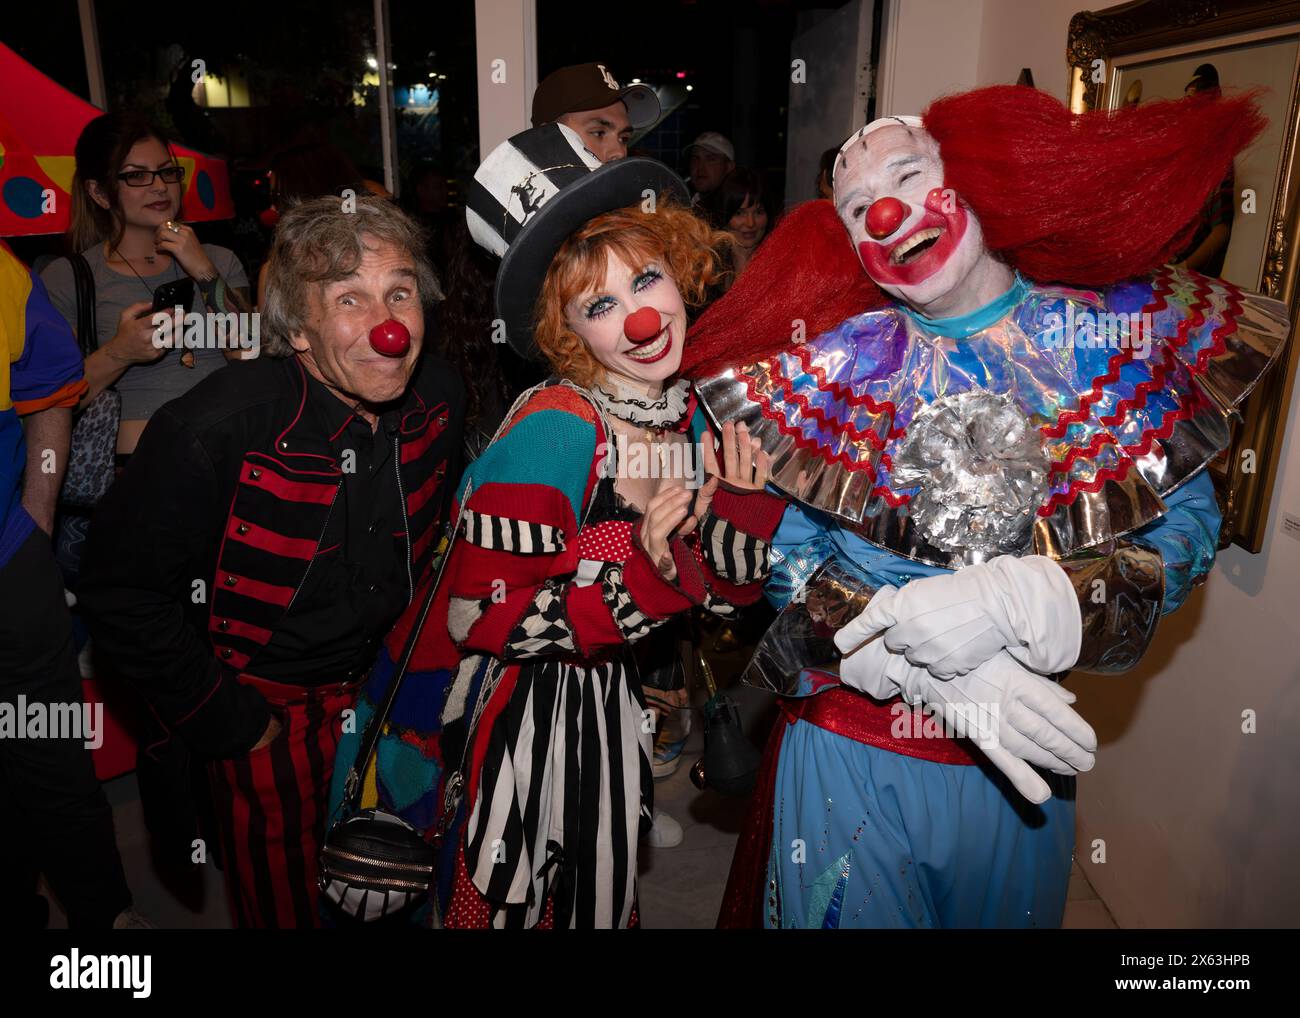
[135,278,194,319]
[150,278,194,315]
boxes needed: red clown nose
[866,196,909,239]
[368,319,411,357]
[624,306,662,343]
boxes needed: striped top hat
[467,122,688,357]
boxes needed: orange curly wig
[534,200,729,388]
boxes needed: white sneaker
[646,809,683,848]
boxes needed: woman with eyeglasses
[40,115,253,881]
[41,112,252,459]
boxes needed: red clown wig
[682,85,1265,378]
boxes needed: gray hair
[261,194,444,357]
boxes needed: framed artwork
[1068,0,1300,551]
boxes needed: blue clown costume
[699,260,1288,929]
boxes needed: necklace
[112,245,194,368]
[110,245,171,290]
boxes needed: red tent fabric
[0,41,234,237]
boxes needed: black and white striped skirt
[462,654,654,928]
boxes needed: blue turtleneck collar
[899,272,1031,338]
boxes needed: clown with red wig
[682,86,1289,929]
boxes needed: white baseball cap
[686,132,735,161]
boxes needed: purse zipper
[321,845,433,873]
[322,867,430,892]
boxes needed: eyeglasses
[116,166,186,187]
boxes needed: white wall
[1072,389,1300,926]
[975,0,1080,102]
[877,0,985,116]
[878,0,1300,926]
[474,0,537,156]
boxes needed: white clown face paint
[565,248,688,389]
[833,123,1006,318]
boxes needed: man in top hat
[531,62,661,164]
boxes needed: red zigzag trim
[1048,431,1117,475]
[788,343,904,429]
[1037,458,1134,517]
[1036,265,1237,512]
[742,372,880,478]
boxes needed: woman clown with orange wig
[328,124,786,928]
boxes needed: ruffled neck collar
[590,377,691,429]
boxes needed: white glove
[904,650,1096,803]
[834,623,914,700]
[842,556,1082,678]
[833,633,1096,804]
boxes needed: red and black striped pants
[208,674,359,928]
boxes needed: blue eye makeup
[584,296,615,320]
[580,266,663,320]
[633,267,663,291]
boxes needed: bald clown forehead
[834,120,939,186]
[833,123,943,217]
[835,116,920,172]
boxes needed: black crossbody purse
[318,496,466,923]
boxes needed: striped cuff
[461,505,564,554]
[699,511,770,586]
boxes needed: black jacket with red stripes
[79,353,463,758]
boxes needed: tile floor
[44,702,1116,930]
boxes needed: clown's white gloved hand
[833,623,915,700]
[903,650,1096,803]
[842,556,1082,678]
[833,630,1096,804]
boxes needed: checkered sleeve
[443,387,708,662]
[447,501,708,660]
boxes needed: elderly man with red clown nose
[79,195,464,928]
[682,85,1290,929]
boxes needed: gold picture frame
[1068,0,1300,552]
